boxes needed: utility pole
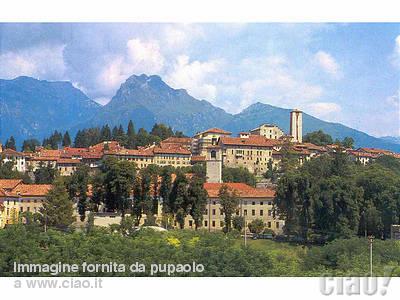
[368,235,374,277]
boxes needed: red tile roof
[203,182,275,198]
[219,135,277,147]
[0,179,23,191]
[11,184,51,197]
[1,149,24,156]
[191,155,206,162]
[201,128,232,135]
[89,141,121,152]
[36,149,62,158]
[153,145,191,155]
[57,158,82,164]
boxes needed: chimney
[290,109,303,143]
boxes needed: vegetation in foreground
[1,225,399,277]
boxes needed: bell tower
[290,109,303,143]
[206,146,222,183]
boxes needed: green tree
[67,165,90,221]
[22,139,40,152]
[187,176,208,229]
[303,130,333,146]
[232,216,245,232]
[248,219,265,234]
[40,178,75,230]
[126,120,136,149]
[103,157,136,217]
[342,137,354,148]
[5,136,16,150]
[218,184,239,232]
[222,166,256,187]
[62,131,72,147]
[34,163,58,184]
[169,171,189,229]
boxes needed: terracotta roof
[162,137,192,144]
[219,135,277,147]
[348,150,379,158]
[11,184,51,197]
[357,148,393,155]
[191,155,206,162]
[0,179,23,191]
[57,158,82,164]
[89,141,121,152]
[153,145,191,155]
[36,149,62,158]
[106,148,154,157]
[1,149,24,156]
[203,182,275,198]
[296,142,326,151]
[0,189,7,197]
[200,128,232,135]
[29,156,58,161]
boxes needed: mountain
[0,76,100,144]
[84,74,233,132]
[227,102,400,152]
[1,74,399,153]
[380,136,400,145]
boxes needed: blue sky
[0,23,399,137]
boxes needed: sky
[0,23,399,137]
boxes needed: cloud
[165,55,222,101]
[98,38,165,93]
[385,91,399,108]
[232,55,323,113]
[0,44,66,80]
[314,51,341,78]
[306,102,342,120]
[163,24,205,49]
[391,35,400,68]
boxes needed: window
[20,207,23,212]
[212,221,216,227]
[220,209,223,216]
[211,150,217,158]
[267,221,271,228]
[252,209,255,216]
[244,209,247,216]
[205,209,208,215]
[213,201,216,205]
[212,209,216,215]
[268,201,272,205]
[220,221,224,227]
[268,210,272,216]
[27,207,30,212]
[252,201,255,205]
[204,220,208,227]
[189,220,193,227]
[260,210,263,216]
[260,201,263,205]
[276,222,279,229]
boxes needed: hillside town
[1,109,399,233]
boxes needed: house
[192,128,232,156]
[0,181,51,227]
[180,182,283,232]
[250,124,284,140]
[1,149,27,172]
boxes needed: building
[250,124,284,140]
[104,143,192,169]
[192,128,232,156]
[57,158,81,176]
[206,146,222,183]
[219,134,278,176]
[180,182,282,233]
[290,109,303,143]
[0,181,51,227]
[1,149,27,172]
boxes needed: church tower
[290,109,303,143]
[206,146,222,183]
